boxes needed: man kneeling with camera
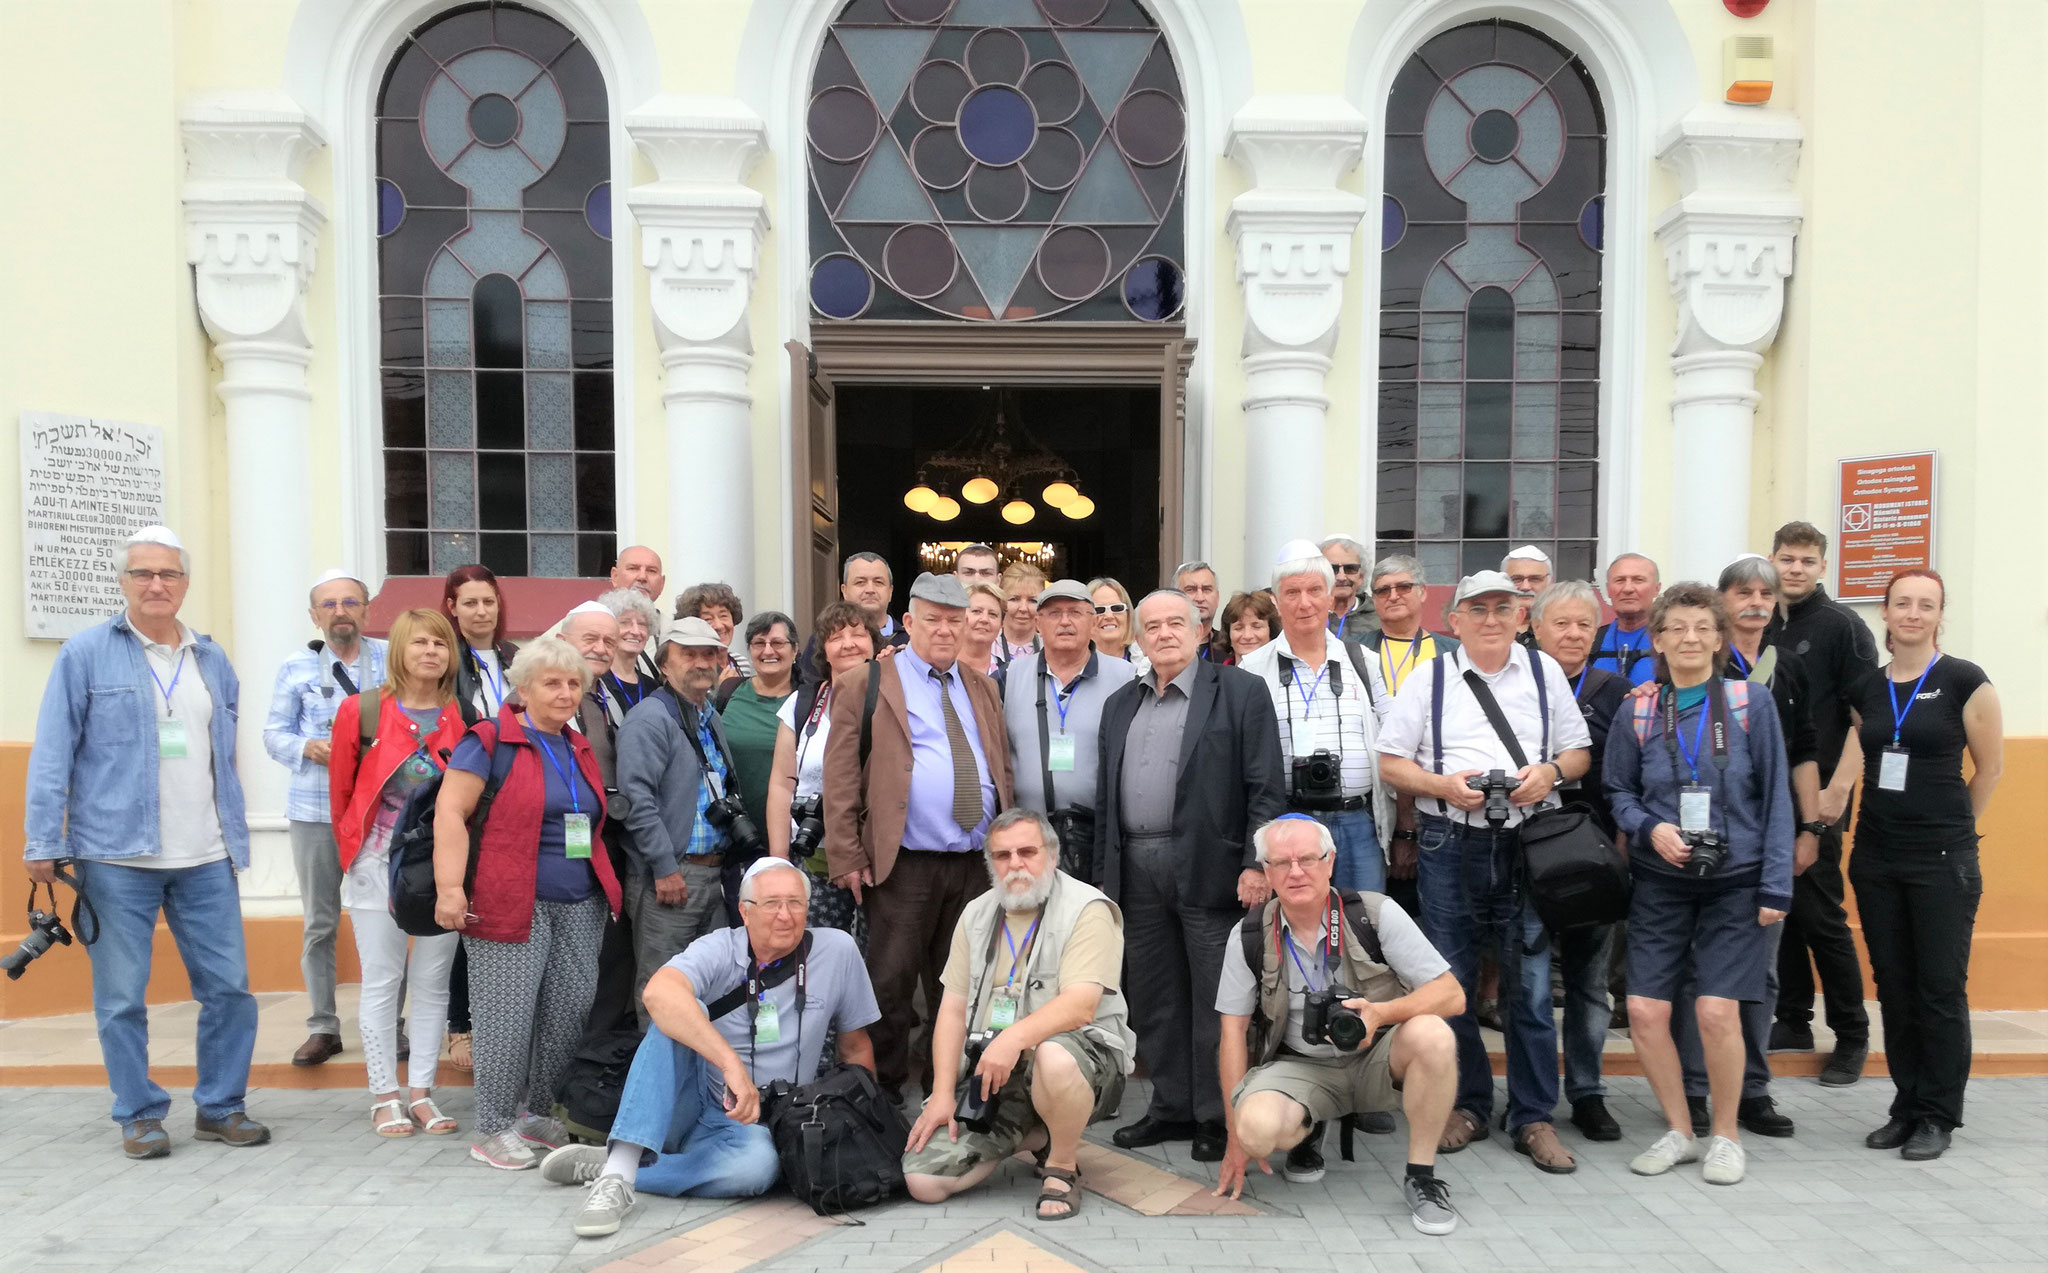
[1215,816,1466,1235]
[903,808,1137,1221]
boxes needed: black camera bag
[761,1062,910,1216]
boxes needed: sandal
[1034,1165,1082,1222]
[372,1098,414,1138]
[446,1032,473,1071]
[408,1097,458,1136]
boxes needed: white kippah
[1275,538,1324,563]
[743,857,804,885]
[561,600,615,626]
[311,567,365,592]
[128,525,184,551]
[1504,544,1552,564]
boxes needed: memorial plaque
[20,411,166,639]
[1836,450,1936,603]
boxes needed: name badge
[753,1000,781,1044]
[158,718,189,759]
[1047,734,1076,772]
[563,813,593,859]
[1292,719,1318,757]
[1878,747,1909,792]
[1679,784,1712,834]
[988,994,1019,1030]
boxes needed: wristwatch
[1547,761,1567,787]
[1799,820,1831,836]
[1391,829,1418,842]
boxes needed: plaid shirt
[687,704,730,857]
[263,639,388,823]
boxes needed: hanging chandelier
[901,392,1091,524]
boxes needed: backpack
[552,1027,646,1144]
[387,721,516,938]
[759,1062,911,1216]
[1628,679,1753,743]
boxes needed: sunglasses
[1332,563,1364,576]
[1093,603,1129,615]
[1371,581,1418,598]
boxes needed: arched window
[1375,20,1605,583]
[376,1,615,578]
[806,0,1186,323]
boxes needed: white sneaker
[1629,1129,1700,1176]
[516,1113,570,1150]
[574,1173,636,1238]
[540,1143,608,1186]
[470,1127,538,1170]
[1701,1134,1746,1185]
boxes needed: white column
[1654,104,1803,583]
[1225,98,1369,579]
[626,98,769,591]
[181,92,326,909]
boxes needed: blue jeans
[1314,806,1385,894]
[1555,923,1614,1102]
[74,859,258,1126]
[1415,816,1557,1131]
[608,1030,780,1198]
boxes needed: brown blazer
[822,654,1014,886]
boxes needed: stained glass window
[807,0,1185,323]
[377,1,616,579]
[1375,20,1605,584]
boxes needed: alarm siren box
[1725,34,1774,104]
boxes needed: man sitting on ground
[903,808,1136,1222]
[538,859,880,1237]
[1214,816,1465,1236]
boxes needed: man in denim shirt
[24,527,270,1159]
[263,568,387,1067]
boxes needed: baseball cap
[1450,570,1522,607]
[1035,578,1094,607]
[660,616,726,649]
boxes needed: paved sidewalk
[5,1076,2044,1273]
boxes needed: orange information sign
[1836,451,1936,602]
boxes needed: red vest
[464,708,622,943]
[329,692,472,870]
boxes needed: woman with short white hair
[433,636,625,1170]
[597,588,661,711]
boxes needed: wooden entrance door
[787,341,840,626]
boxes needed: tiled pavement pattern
[6,1076,2046,1273]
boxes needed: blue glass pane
[377,179,406,236]
[585,182,611,239]
[1121,257,1181,320]
[811,255,874,319]
[1381,194,1405,252]
[958,87,1035,166]
[1579,196,1603,250]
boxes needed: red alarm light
[1725,0,1769,15]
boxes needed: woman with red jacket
[329,608,471,1139]
[432,635,624,1171]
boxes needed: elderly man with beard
[903,809,1135,1222]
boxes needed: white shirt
[778,689,834,803]
[1239,631,1380,798]
[469,646,507,718]
[1375,643,1590,828]
[113,623,229,870]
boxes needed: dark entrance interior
[835,385,1161,591]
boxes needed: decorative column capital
[1225,97,1369,356]
[180,91,327,349]
[1654,104,1803,357]
[627,96,771,353]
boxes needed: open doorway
[835,385,1161,592]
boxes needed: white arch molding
[736,0,1255,608]
[1344,0,1700,571]
[284,0,660,586]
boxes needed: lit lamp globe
[1041,477,1078,508]
[904,483,938,513]
[1001,498,1035,525]
[962,475,1000,505]
[930,494,962,521]
[1060,494,1095,520]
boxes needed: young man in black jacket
[1763,522,1874,1084]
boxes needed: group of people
[21,519,2002,1239]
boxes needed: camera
[952,1028,1003,1130]
[703,792,768,859]
[2,906,73,981]
[1290,750,1346,811]
[788,796,825,860]
[1301,986,1375,1052]
[1678,829,1729,878]
[1465,769,1515,825]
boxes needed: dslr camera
[3,901,73,981]
[788,795,826,861]
[1465,768,1516,825]
[1301,986,1375,1052]
[1290,750,1346,811]
[1678,829,1729,878]
[952,1028,1003,1130]
[703,791,768,859]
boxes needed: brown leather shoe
[1437,1109,1487,1154]
[292,1033,343,1067]
[194,1111,271,1147]
[1514,1121,1578,1174]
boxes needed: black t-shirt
[1736,643,1818,770]
[1851,654,1990,849]
[1568,665,1631,835]
[1766,586,1878,782]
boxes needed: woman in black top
[1841,569,2003,1160]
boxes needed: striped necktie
[931,667,982,832]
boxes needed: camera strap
[1276,890,1345,994]
[736,933,812,1085]
[662,687,727,797]
[1662,680,1732,837]
[43,865,101,946]
[1034,658,1061,814]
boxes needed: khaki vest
[960,870,1138,1074]
[1247,891,1408,1067]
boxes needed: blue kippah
[1272,813,1319,824]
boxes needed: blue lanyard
[1331,611,1347,638]
[1288,661,1330,721]
[1728,646,1752,677]
[525,714,581,814]
[1002,914,1042,989]
[1673,694,1712,781]
[1571,666,1589,700]
[610,672,646,708]
[1283,928,1329,994]
[1382,636,1424,688]
[1887,654,1941,747]
[147,647,188,717]
[473,647,505,706]
[1045,668,1079,734]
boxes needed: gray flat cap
[908,571,969,608]
[1036,578,1095,607]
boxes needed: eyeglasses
[1332,563,1364,576]
[1507,574,1548,588]
[316,599,366,613]
[124,569,187,584]
[1092,603,1129,615]
[1263,851,1332,874]
[1460,602,1520,620]
[740,898,807,915]
[748,638,795,653]
[1370,581,1417,599]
